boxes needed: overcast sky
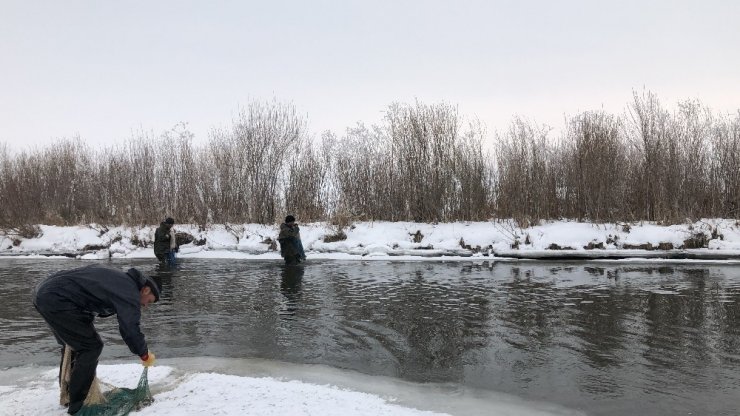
[1,0,738,148]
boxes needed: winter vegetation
[1,91,739,235]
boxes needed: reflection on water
[2,258,740,416]
[279,265,304,317]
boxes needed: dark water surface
[2,258,740,415]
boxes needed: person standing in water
[154,217,178,265]
[278,215,306,265]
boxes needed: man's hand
[141,352,156,367]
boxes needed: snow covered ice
[0,359,584,416]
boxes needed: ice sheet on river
[0,358,585,416]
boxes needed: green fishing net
[74,368,154,416]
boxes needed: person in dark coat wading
[32,264,160,415]
[278,215,306,265]
[154,217,178,265]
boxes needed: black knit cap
[285,215,295,223]
[144,277,161,302]
[126,268,161,302]
[164,217,175,225]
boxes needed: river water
[1,258,740,415]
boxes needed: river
[1,258,739,415]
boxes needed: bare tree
[0,94,738,228]
[284,132,332,221]
[627,90,672,221]
[561,111,626,221]
[494,117,556,224]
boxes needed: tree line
[0,91,738,232]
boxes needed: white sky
[1,0,739,149]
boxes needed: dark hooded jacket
[154,222,173,258]
[33,264,156,357]
[278,222,301,258]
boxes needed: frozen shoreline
[0,358,585,416]
[1,219,740,262]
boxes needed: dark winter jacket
[278,223,301,240]
[33,264,152,357]
[154,222,173,257]
[278,223,301,257]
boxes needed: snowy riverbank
[0,359,584,416]
[2,219,740,261]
